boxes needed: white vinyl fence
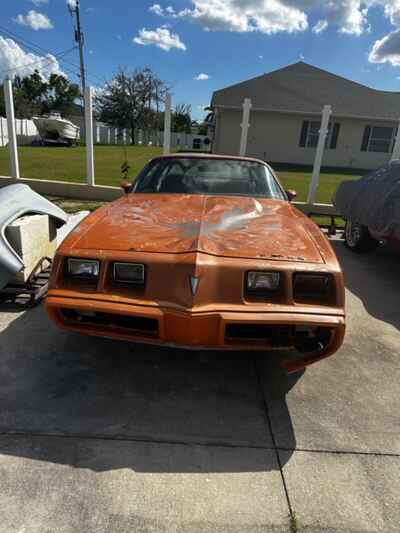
[0,116,211,151]
[0,117,40,146]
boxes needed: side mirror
[120,180,130,194]
[286,189,297,202]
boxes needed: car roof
[150,153,271,167]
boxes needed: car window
[134,158,286,200]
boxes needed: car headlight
[67,258,100,278]
[293,273,333,303]
[113,262,145,285]
[247,271,281,292]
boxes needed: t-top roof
[211,62,400,120]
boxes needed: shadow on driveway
[332,240,400,330]
[0,305,303,473]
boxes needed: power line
[0,25,80,70]
[0,25,81,80]
[0,46,78,77]
[0,25,104,86]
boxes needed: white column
[163,93,172,155]
[96,125,100,144]
[307,105,332,205]
[123,129,127,144]
[391,121,400,161]
[4,78,20,179]
[84,86,95,186]
[239,98,252,156]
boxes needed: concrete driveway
[0,236,399,532]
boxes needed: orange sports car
[46,154,345,373]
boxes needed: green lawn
[278,171,360,204]
[0,145,165,187]
[0,145,360,202]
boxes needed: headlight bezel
[66,257,100,279]
[246,271,282,296]
[112,262,145,286]
[293,272,335,304]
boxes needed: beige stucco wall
[213,108,395,170]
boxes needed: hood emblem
[190,276,200,296]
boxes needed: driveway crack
[252,356,298,531]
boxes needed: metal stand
[0,257,52,308]
[307,213,339,236]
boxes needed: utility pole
[68,0,86,96]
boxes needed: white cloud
[312,19,328,34]
[154,1,308,34]
[149,0,400,37]
[133,26,187,51]
[31,0,49,5]
[369,28,400,65]
[378,0,400,26]
[14,10,53,30]
[194,72,209,80]
[149,4,164,16]
[0,36,63,82]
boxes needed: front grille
[225,324,293,346]
[61,309,158,337]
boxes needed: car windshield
[134,158,286,200]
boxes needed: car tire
[344,220,379,253]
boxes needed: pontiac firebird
[46,154,345,373]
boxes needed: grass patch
[0,145,165,187]
[277,171,360,204]
[289,511,300,533]
[46,196,105,214]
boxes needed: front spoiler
[46,295,345,373]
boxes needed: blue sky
[2,1,400,119]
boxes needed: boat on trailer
[32,112,80,146]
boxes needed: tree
[21,70,48,106]
[95,67,167,144]
[0,71,80,118]
[44,74,80,115]
[172,103,192,133]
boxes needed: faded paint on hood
[68,194,324,263]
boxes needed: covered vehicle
[334,160,400,253]
[46,154,345,373]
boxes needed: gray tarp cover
[333,160,400,239]
[0,184,67,288]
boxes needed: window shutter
[299,120,309,147]
[330,123,341,149]
[361,126,371,152]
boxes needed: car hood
[69,194,324,263]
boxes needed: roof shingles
[211,62,400,120]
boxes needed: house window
[361,126,397,153]
[307,122,332,148]
[192,138,202,150]
[299,121,341,149]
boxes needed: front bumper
[46,294,345,373]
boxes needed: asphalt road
[0,236,399,532]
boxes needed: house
[210,62,400,170]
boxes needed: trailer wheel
[344,220,379,253]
